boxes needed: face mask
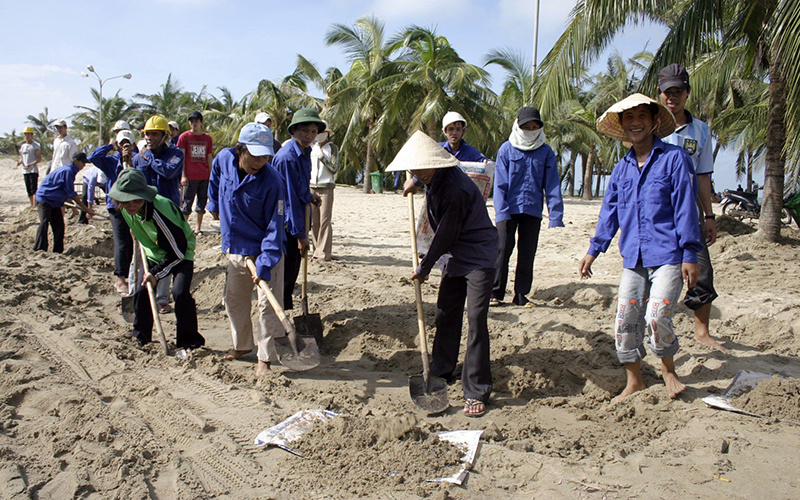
[521,128,543,142]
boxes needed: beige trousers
[224,254,284,363]
[311,187,334,260]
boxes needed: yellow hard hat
[22,126,35,134]
[143,115,170,133]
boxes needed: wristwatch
[705,214,716,220]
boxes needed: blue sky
[0,0,753,189]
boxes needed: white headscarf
[508,119,546,151]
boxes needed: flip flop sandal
[463,399,486,418]
[522,302,535,309]
[221,349,250,361]
[489,298,502,306]
[157,304,173,314]
[114,282,129,295]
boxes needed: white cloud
[0,64,83,133]
[0,63,75,81]
[368,0,471,21]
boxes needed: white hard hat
[112,120,131,132]
[441,111,467,132]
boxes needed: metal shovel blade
[275,335,320,371]
[295,311,324,346]
[409,375,449,414]
[121,295,135,324]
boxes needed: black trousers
[34,202,65,253]
[493,213,542,303]
[23,173,38,197]
[132,259,205,349]
[431,268,493,403]
[684,219,718,309]
[283,230,302,310]
[110,208,134,277]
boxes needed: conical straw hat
[596,93,676,142]
[385,130,460,172]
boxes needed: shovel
[244,257,320,371]
[138,243,170,356]
[405,173,449,414]
[295,205,324,345]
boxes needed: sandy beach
[1,157,799,499]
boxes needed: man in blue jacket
[492,107,564,307]
[580,94,703,402]
[34,151,95,253]
[134,115,184,313]
[439,111,488,162]
[271,108,324,310]
[89,129,137,295]
[208,123,286,376]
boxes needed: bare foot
[694,333,730,354]
[662,371,686,399]
[611,381,647,403]
[221,349,250,361]
[255,360,271,377]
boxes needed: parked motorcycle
[721,189,798,228]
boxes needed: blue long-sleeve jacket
[493,141,564,227]
[439,140,488,162]
[35,163,78,207]
[588,138,703,268]
[133,144,183,206]
[271,138,311,239]
[88,144,125,209]
[207,148,286,280]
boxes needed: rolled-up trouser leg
[615,266,647,364]
[683,237,717,309]
[644,263,683,359]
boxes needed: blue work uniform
[587,138,704,268]
[207,148,286,280]
[133,145,183,206]
[35,163,79,207]
[439,140,488,162]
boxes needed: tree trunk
[582,147,595,200]
[568,151,577,196]
[746,151,753,192]
[594,159,602,197]
[364,124,375,193]
[758,44,786,242]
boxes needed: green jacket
[122,195,195,278]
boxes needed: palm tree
[325,16,402,192]
[536,0,800,241]
[133,73,196,125]
[72,89,139,146]
[388,26,496,143]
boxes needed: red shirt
[177,131,213,180]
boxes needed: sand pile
[2,157,800,498]
[732,376,800,422]
[281,413,462,497]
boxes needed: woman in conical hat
[387,131,498,417]
[579,93,703,402]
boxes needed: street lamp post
[81,65,132,145]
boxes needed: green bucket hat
[288,108,326,134]
[108,169,158,203]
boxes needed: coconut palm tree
[72,89,139,147]
[26,107,54,157]
[536,0,800,241]
[325,16,403,192]
[133,73,196,125]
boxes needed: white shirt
[310,141,339,187]
[51,134,77,171]
[661,111,714,176]
[19,141,41,174]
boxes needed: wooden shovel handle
[406,173,432,380]
[139,243,169,355]
[244,257,298,340]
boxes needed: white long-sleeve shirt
[51,134,77,171]
[310,141,339,188]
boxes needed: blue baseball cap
[238,123,274,156]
